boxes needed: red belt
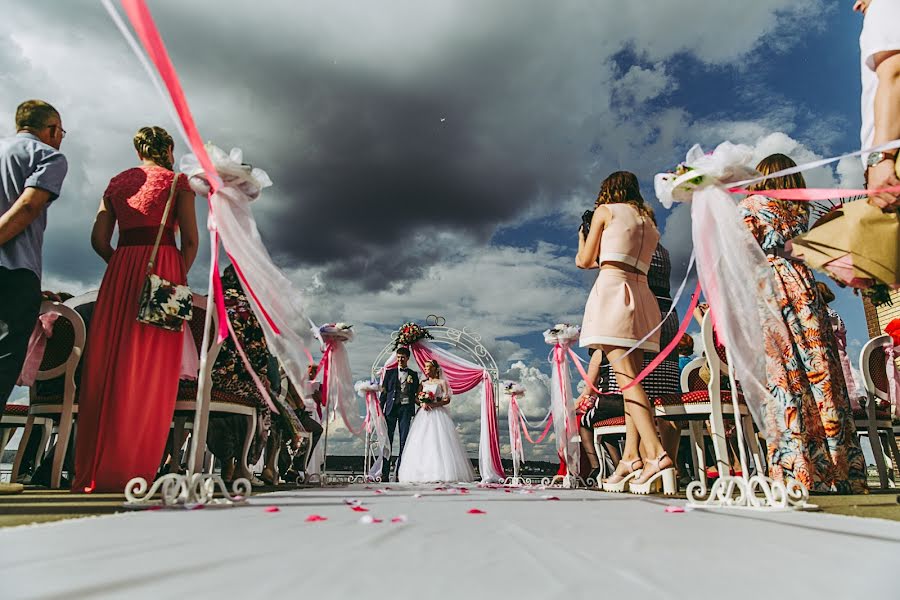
[118,227,176,247]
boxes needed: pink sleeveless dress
[73,166,192,493]
[580,203,662,351]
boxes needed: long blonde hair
[596,171,656,223]
[133,126,174,170]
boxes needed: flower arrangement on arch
[393,322,433,349]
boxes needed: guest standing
[0,100,68,417]
[740,153,866,493]
[816,281,863,409]
[73,127,197,493]
[576,171,673,494]
[207,265,273,485]
[855,0,900,209]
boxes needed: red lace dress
[73,166,193,493]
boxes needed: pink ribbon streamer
[728,184,900,201]
[620,283,701,392]
[516,403,553,444]
[16,312,59,386]
[320,341,366,437]
[883,339,900,419]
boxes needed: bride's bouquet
[417,390,437,404]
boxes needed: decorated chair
[173,295,257,478]
[655,310,764,482]
[856,334,900,489]
[11,302,86,488]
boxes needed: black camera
[580,209,594,237]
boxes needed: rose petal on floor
[264,506,280,513]
[306,514,328,522]
[467,509,486,515]
[351,506,369,512]
[664,506,685,513]
[542,495,560,501]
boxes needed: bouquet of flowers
[393,322,433,349]
[417,390,437,404]
[503,381,526,395]
[320,322,354,341]
[543,323,581,345]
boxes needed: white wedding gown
[398,380,475,483]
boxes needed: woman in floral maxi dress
[739,153,866,493]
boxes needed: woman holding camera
[576,171,672,494]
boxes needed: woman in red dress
[73,126,198,493]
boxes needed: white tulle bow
[180,144,272,200]
[654,142,759,209]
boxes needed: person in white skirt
[398,360,475,483]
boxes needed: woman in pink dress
[73,127,198,493]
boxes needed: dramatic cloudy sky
[2,0,875,462]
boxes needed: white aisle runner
[1,485,898,599]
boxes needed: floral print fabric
[740,194,866,493]
[210,267,272,463]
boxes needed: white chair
[857,334,900,489]
[173,295,257,478]
[11,302,86,488]
[655,310,764,481]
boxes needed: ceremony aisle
[1,484,898,599]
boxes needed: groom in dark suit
[379,346,419,482]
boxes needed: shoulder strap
[146,173,181,276]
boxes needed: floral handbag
[136,173,193,331]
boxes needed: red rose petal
[542,495,560,501]
[264,506,281,513]
[351,506,369,512]
[664,506,685,513]
[306,514,328,522]
[467,509,486,515]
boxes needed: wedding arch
[371,316,505,483]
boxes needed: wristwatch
[866,149,898,168]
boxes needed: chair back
[63,290,98,310]
[680,357,708,393]
[35,302,86,381]
[860,334,891,403]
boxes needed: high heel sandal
[628,452,676,495]
[601,459,643,493]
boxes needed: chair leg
[867,423,889,490]
[52,409,75,489]
[239,412,256,479]
[11,417,35,482]
[742,415,764,476]
[688,421,706,489]
[707,411,730,480]
[881,430,900,486]
[172,417,186,470]
[36,419,52,472]
[0,428,12,457]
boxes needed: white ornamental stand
[685,349,814,512]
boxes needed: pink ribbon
[516,402,554,444]
[883,339,900,419]
[620,283,701,392]
[17,312,59,386]
[728,184,900,201]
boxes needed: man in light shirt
[855,0,900,209]
[0,99,68,494]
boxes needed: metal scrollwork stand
[686,351,814,512]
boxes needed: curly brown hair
[133,126,174,170]
[596,171,656,222]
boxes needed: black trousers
[0,267,41,413]
[383,403,415,479]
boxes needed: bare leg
[603,346,670,481]
[576,348,605,402]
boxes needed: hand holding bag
[136,173,193,331]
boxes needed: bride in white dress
[398,360,476,483]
